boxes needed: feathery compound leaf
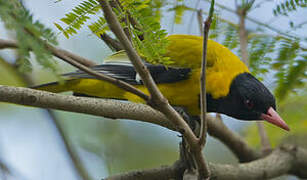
[119,0,170,65]
[222,24,239,50]
[56,0,101,38]
[88,16,109,37]
[273,37,306,100]
[273,37,299,68]
[0,0,58,73]
[273,0,307,16]
[275,56,307,100]
[248,35,276,79]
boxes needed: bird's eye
[244,99,254,109]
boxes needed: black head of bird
[208,72,289,131]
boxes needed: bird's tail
[31,79,131,100]
[30,80,79,93]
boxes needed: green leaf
[120,0,170,65]
[0,0,58,73]
[248,35,276,78]
[88,16,109,37]
[55,0,101,38]
[273,0,306,16]
[222,24,239,50]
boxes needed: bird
[33,34,289,131]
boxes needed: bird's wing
[63,55,191,85]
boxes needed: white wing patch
[103,60,133,66]
[135,73,142,84]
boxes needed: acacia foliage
[273,0,307,16]
[55,0,170,65]
[0,0,58,72]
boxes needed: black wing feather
[63,63,191,85]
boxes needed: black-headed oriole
[34,35,289,131]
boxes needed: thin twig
[237,8,249,66]
[100,33,123,51]
[50,46,149,100]
[195,10,257,162]
[199,0,215,148]
[197,1,215,178]
[10,59,91,180]
[112,0,133,42]
[187,0,201,34]
[46,110,91,180]
[236,1,272,153]
[256,121,272,155]
[53,47,96,67]
[197,9,204,36]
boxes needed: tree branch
[196,0,215,178]
[0,85,172,129]
[210,144,307,179]
[0,84,259,163]
[197,9,203,36]
[104,160,185,180]
[199,0,215,147]
[104,144,307,180]
[46,110,91,180]
[98,1,212,178]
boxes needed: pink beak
[260,107,290,131]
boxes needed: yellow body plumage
[36,35,249,115]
